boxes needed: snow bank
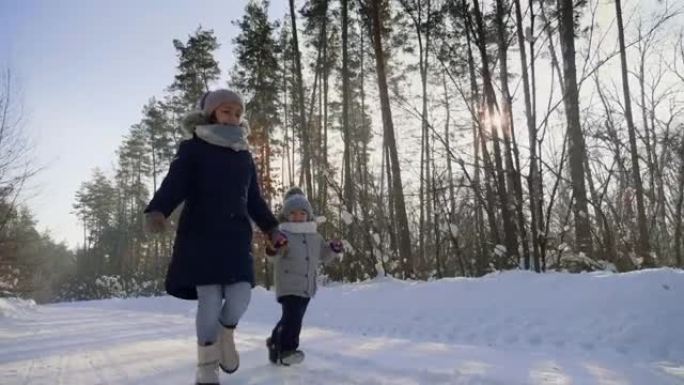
[0,297,36,319]
[48,268,684,362]
[249,268,684,362]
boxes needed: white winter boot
[196,343,220,385]
[218,326,239,373]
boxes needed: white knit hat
[281,187,314,220]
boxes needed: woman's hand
[144,211,168,234]
[265,244,279,257]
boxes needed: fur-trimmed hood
[181,110,251,137]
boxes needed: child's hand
[270,230,288,249]
[144,211,168,234]
[329,240,344,254]
[265,244,278,257]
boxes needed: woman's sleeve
[144,140,193,217]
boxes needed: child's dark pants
[271,295,310,352]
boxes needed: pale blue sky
[1,0,679,250]
[0,1,288,248]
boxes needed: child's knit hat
[282,187,314,221]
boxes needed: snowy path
[2,270,683,384]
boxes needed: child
[265,187,343,365]
[144,89,287,385]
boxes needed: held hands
[266,230,288,256]
[144,211,168,234]
[271,230,288,249]
[265,244,278,257]
[329,239,344,254]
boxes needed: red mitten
[330,240,344,253]
[271,230,288,249]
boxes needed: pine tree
[114,125,152,277]
[141,99,175,193]
[0,203,73,300]
[169,27,221,108]
[73,169,118,276]
[231,0,282,287]
[140,99,175,274]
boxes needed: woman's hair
[207,112,218,124]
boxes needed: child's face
[213,102,242,125]
[288,209,308,223]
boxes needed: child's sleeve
[247,156,279,234]
[319,234,339,265]
[145,140,193,217]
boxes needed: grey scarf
[195,124,249,151]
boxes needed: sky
[0,0,680,250]
[0,0,288,248]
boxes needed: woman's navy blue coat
[145,136,279,300]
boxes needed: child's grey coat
[270,222,339,298]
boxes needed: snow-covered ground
[1,269,683,384]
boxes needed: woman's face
[213,102,242,125]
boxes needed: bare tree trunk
[321,2,330,209]
[676,135,684,266]
[557,0,593,257]
[463,2,497,268]
[637,28,656,206]
[381,138,399,264]
[281,60,292,186]
[592,73,626,268]
[539,2,565,90]
[443,73,456,226]
[472,0,519,266]
[358,14,377,277]
[342,0,353,213]
[424,0,434,276]
[614,0,653,266]
[289,0,313,195]
[420,0,433,277]
[146,124,161,276]
[442,74,453,278]
[513,0,542,271]
[399,0,433,275]
[529,0,548,268]
[368,0,414,276]
[304,48,323,200]
[83,219,88,253]
[495,0,528,269]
